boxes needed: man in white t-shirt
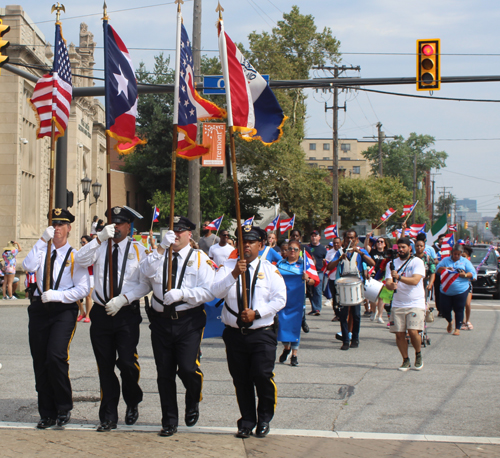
[385,237,426,372]
[208,229,234,266]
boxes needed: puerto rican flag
[206,215,224,231]
[304,251,320,287]
[243,216,255,227]
[409,223,426,238]
[104,22,146,154]
[401,201,418,217]
[448,224,457,232]
[218,18,286,145]
[280,215,295,234]
[381,208,396,221]
[441,269,460,293]
[442,233,454,250]
[324,224,338,239]
[265,215,280,232]
[152,206,160,223]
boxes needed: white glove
[105,295,128,316]
[98,224,116,243]
[160,231,176,249]
[41,290,63,303]
[163,289,184,305]
[42,226,55,243]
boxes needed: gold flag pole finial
[102,1,109,21]
[175,0,184,13]
[216,1,224,19]
[51,3,65,23]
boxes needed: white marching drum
[336,277,364,306]
[364,278,384,303]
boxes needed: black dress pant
[338,304,361,343]
[222,326,278,430]
[28,300,78,419]
[89,303,143,423]
[149,308,206,427]
[434,275,442,312]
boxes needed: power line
[441,169,500,185]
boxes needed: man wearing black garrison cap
[211,224,286,439]
[75,206,151,432]
[23,208,90,429]
[140,216,215,437]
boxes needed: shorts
[389,307,425,333]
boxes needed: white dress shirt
[211,257,287,329]
[75,237,151,306]
[23,239,90,303]
[139,243,215,312]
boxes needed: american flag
[206,215,224,231]
[265,215,280,232]
[448,224,457,232]
[304,251,320,287]
[381,208,396,221]
[324,224,338,239]
[29,23,72,140]
[409,223,426,238]
[176,23,225,159]
[280,215,295,234]
[401,201,418,217]
[441,269,460,293]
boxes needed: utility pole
[412,152,417,224]
[377,122,383,177]
[189,0,202,240]
[437,186,452,222]
[430,172,441,225]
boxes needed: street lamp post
[91,181,102,206]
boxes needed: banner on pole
[202,123,226,167]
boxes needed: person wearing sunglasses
[209,229,234,267]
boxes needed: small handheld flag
[401,201,418,217]
[381,208,396,221]
[280,215,295,234]
[448,224,457,232]
[409,223,426,238]
[153,206,160,223]
[206,215,224,231]
[324,224,338,239]
[265,215,280,232]
[304,251,320,287]
[243,216,255,227]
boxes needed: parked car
[470,245,500,299]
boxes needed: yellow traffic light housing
[464,221,468,229]
[486,222,489,230]
[0,19,10,73]
[416,39,440,91]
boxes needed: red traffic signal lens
[422,44,434,56]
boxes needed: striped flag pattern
[448,224,457,232]
[280,215,295,234]
[409,223,426,238]
[265,215,280,232]
[206,215,224,231]
[401,201,418,217]
[304,251,320,287]
[381,208,396,221]
[324,224,338,239]
[441,269,460,293]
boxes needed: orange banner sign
[202,123,226,167]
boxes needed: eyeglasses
[288,248,300,252]
[377,241,385,244]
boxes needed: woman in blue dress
[276,240,315,366]
[436,244,477,336]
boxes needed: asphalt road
[0,295,499,438]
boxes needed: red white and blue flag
[265,215,280,232]
[448,224,457,232]
[324,224,338,239]
[175,22,225,159]
[280,215,295,234]
[304,251,320,287]
[401,201,418,217]
[29,22,72,140]
[218,19,286,145]
[206,215,224,231]
[409,223,426,238]
[243,216,255,227]
[152,206,160,223]
[441,269,460,293]
[441,233,455,250]
[103,23,146,154]
[381,208,396,221]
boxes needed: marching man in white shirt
[211,225,286,439]
[23,208,90,429]
[75,206,151,432]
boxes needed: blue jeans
[310,272,324,313]
[440,289,468,331]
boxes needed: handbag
[425,309,434,323]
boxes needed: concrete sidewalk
[0,427,499,457]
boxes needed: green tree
[362,133,448,191]
[491,218,500,237]
[435,193,456,216]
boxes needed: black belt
[225,324,274,335]
[92,299,140,312]
[147,303,204,320]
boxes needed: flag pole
[102,2,114,298]
[373,210,397,231]
[150,206,155,233]
[217,4,247,309]
[167,0,183,291]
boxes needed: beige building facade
[301,138,376,179]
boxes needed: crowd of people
[13,207,480,439]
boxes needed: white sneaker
[10,296,17,300]
[0,362,2,370]
[324,300,332,308]
[370,312,375,321]
[377,317,385,324]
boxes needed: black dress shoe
[235,427,252,438]
[340,343,350,351]
[37,417,56,429]
[350,340,359,348]
[301,319,310,333]
[125,405,139,425]
[185,403,199,427]
[96,420,117,432]
[255,422,270,438]
[159,425,177,437]
[56,410,71,427]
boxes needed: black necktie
[237,267,252,329]
[112,243,119,297]
[49,250,57,289]
[171,252,179,289]
[245,268,252,308]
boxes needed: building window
[340,157,351,161]
[352,166,360,174]
[323,143,330,151]
[309,157,316,161]
[308,163,318,168]
[323,157,330,161]
[341,143,351,152]
[309,143,316,151]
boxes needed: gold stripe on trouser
[134,352,141,382]
[66,320,78,380]
[195,311,206,402]
[270,372,278,410]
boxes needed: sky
[13,0,500,217]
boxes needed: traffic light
[0,19,10,74]
[416,39,440,91]
[486,222,489,230]
[464,221,468,229]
